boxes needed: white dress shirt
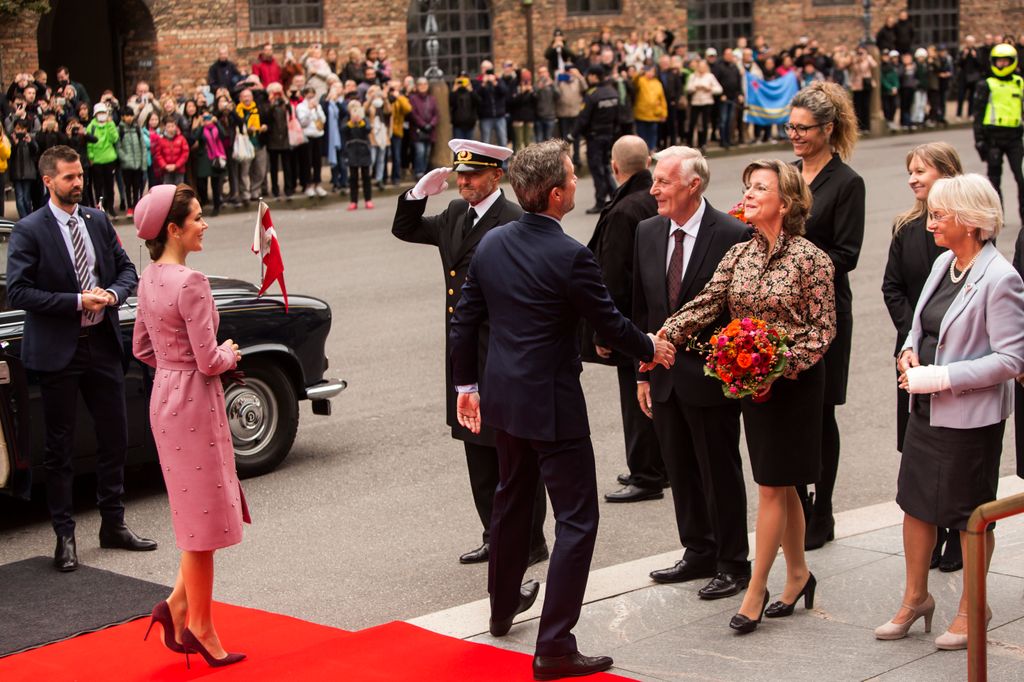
[666,197,706,279]
[466,188,501,230]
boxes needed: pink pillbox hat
[134,185,177,240]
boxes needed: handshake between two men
[457,329,676,435]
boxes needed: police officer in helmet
[973,43,1024,225]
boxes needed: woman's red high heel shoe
[142,601,186,653]
[181,628,246,669]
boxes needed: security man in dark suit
[392,138,548,566]
[584,135,666,503]
[450,140,676,680]
[7,145,155,572]
[633,146,753,599]
[574,65,620,214]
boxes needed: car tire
[224,360,298,478]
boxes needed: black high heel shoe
[181,628,246,669]
[143,601,186,653]
[729,590,769,634]
[764,573,816,618]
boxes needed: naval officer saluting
[391,139,548,566]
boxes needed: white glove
[408,167,453,200]
[905,365,951,394]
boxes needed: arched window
[407,0,492,79]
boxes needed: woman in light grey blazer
[875,174,1024,650]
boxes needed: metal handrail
[966,492,1024,681]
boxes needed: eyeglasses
[783,123,824,136]
[927,211,953,223]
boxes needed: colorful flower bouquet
[692,317,791,401]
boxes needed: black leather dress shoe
[459,543,489,564]
[604,484,664,503]
[98,524,158,551]
[490,580,540,637]
[528,543,550,567]
[698,572,750,600]
[54,534,78,572]
[649,559,716,584]
[533,652,613,680]
[616,473,670,489]
[584,205,604,215]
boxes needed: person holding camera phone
[190,108,228,215]
[9,120,38,217]
[475,61,510,148]
[450,76,480,141]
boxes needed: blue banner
[745,72,800,125]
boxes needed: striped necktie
[68,215,99,323]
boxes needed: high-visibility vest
[983,75,1024,128]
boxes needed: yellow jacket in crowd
[391,94,412,138]
[0,132,10,174]
[633,73,668,123]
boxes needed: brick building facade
[0,0,1021,100]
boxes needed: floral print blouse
[663,230,837,379]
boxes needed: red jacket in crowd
[252,56,282,87]
[151,131,189,177]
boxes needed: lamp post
[862,0,874,46]
[523,0,535,74]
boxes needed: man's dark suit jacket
[633,202,751,405]
[584,169,657,364]
[450,212,654,442]
[392,190,522,446]
[7,204,138,372]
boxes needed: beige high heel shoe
[874,594,935,640]
[934,607,992,651]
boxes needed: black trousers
[615,364,664,488]
[985,135,1024,223]
[122,169,145,210]
[688,105,713,148]
[90,162,116,214]
[652,393,749,573]
[490,431,597,657]
[348,165,372,202]
[268,148,294,197]
[585,135,613,207]
[464,441,545,548]
[37,322,128,537]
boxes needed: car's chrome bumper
[305,379,347,400]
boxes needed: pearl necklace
[949,252,980,284]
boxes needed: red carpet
[0,602,633,681]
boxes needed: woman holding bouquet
[660,159,836,633]
[877,175,1024,649]
[881,143,964,572]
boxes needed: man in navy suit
[7,145,155,572]
[449,140,675,680]
[633,146,752,599]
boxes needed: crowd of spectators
[1,13,1022,219]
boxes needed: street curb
[407,474,1024,640]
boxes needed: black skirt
[822,311,852,406]
[897,410,1004,530]
[741,360,825,486]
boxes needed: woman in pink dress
[133,183,249,668]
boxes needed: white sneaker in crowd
[304,186,316,198]
[315,186,327,197]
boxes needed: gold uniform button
[448,288,454,295]
[448,306,454,313]
[450,270,456,277]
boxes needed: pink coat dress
[133,263,251,551]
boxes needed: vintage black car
[0,218,345,497]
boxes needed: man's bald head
[611,135,651,182]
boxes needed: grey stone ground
[470,513,1024,681]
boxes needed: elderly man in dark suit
[585,134,666,503]
[392,139,548,566]
[633,145,752,599]
[450,139,676,680]
[7,145,154,572]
